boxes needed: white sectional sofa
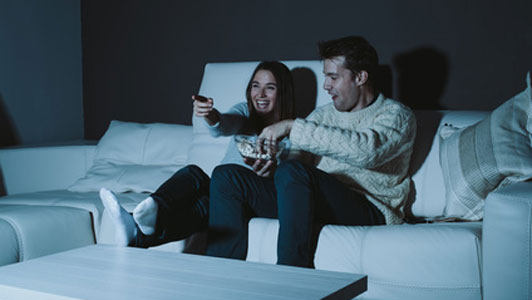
[0,61,530,300]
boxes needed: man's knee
[274,159,311,186]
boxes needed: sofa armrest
[0,145,96,195]
[482,181,532,300]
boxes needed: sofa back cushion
[69,120,193,193]
[92,120,192,165]
[186,61,331,175]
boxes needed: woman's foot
[99,187,137,246]
[133,197,159,235]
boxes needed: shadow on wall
[375,65,393,99]
[0,168,5,196]
[0,92,19,196]
[394,47,449,110]
[404,110,444,222]
[0,93,19,147]
[291,67,317,119]
[393,48,448,221]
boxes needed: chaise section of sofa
[0,145,99,266]
[0,128,194,265]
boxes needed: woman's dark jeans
[131,164,210,248]
[206,160,385,268]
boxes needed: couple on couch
[100,35,417,268]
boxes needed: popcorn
[235,135,273,160]
[235,135,286,161]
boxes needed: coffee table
[0,245,366,299]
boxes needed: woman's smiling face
[250,69,277,116]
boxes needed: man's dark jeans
[206,160,385,268]
[131,164,209,248]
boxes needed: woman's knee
[183,164,202,173]
[171,164,210,188]
[182,164,207,178]
[210,164,245,191]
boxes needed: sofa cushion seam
[0,216,24,261]
[141,126,153,164]
[370,279,480,290]
[359,226,371,274]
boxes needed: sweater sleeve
[207,102,250,137]
[290,105,416,169]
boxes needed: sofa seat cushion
[247,218,481,300]
[0,205,95,262]
[315,222,482,300]
[0,190,148,241]
[0,219,18,266]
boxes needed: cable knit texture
[289,94,416,224]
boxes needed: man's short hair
[318,36,379,85]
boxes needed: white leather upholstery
[0,219,18,266]
[0,205,94,261]
[247,218,280,264]
[0,145,96,195]
[69,121,193,193]
[248,218,482,300]
[0,190,147,242]
[483,181,532,300]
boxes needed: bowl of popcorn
[235,135,287,161]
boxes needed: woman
[99,61,295,247]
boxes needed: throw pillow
[439,71,532,220]
[69,120,193,193]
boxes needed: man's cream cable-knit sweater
[289,94,416,225]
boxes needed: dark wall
[82,0,532,140]
[0,0,83,146]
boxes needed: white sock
[99,187,137,246]
[133,196,158,235]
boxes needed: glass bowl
[234,135,287,160]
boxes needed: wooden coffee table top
[0,245,366,300]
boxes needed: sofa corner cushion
[0,205,95,261]
[439,71,532,220]
[69,120,192,193]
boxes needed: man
[206,36,416,268]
